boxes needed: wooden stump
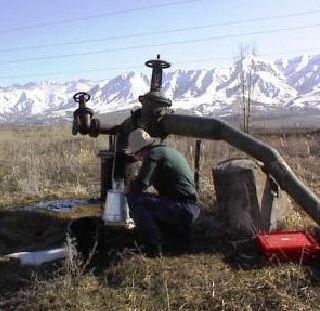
[213,158,293,237]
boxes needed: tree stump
[213,158,293,237]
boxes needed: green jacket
[132,144,196,200]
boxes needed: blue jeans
[127,192,200,246]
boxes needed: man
[127,128,200,257]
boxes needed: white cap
[128,129,155,153]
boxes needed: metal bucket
[102,190,134,227]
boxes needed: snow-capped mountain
[1,54,320,124]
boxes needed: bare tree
[235,44,257,133]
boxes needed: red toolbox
[256,230,320,264]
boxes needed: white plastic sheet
[6,248,66,265]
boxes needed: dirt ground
[1,126,320,310]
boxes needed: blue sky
[0,0,320,85]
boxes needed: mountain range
[0,54,319,125]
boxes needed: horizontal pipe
[162,113,320,224]
[163,114,278,161]
[89,109,138,138]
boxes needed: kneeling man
[127,129,200,257]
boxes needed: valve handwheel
[145,59,170,69]
[73,92,90,102]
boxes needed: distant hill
[0,54,319,125]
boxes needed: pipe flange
[89,118,100,137]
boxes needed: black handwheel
[145,59,170,69]
[73,92,90,102]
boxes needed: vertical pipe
[98,151,135,202]
[112,116,136,182]
[98,151,114,202]
[194,139,202,191]
[108,135,114,151]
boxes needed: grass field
[0,125,320,310]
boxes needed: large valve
[139,55,172,137]
[72,92,94,135]
[145,54,170,93]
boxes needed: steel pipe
[162,113,320,224]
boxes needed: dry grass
[0,125,320,310]
[0,126,107,207]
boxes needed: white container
[103,190,134,228]
[103,190,125,223]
